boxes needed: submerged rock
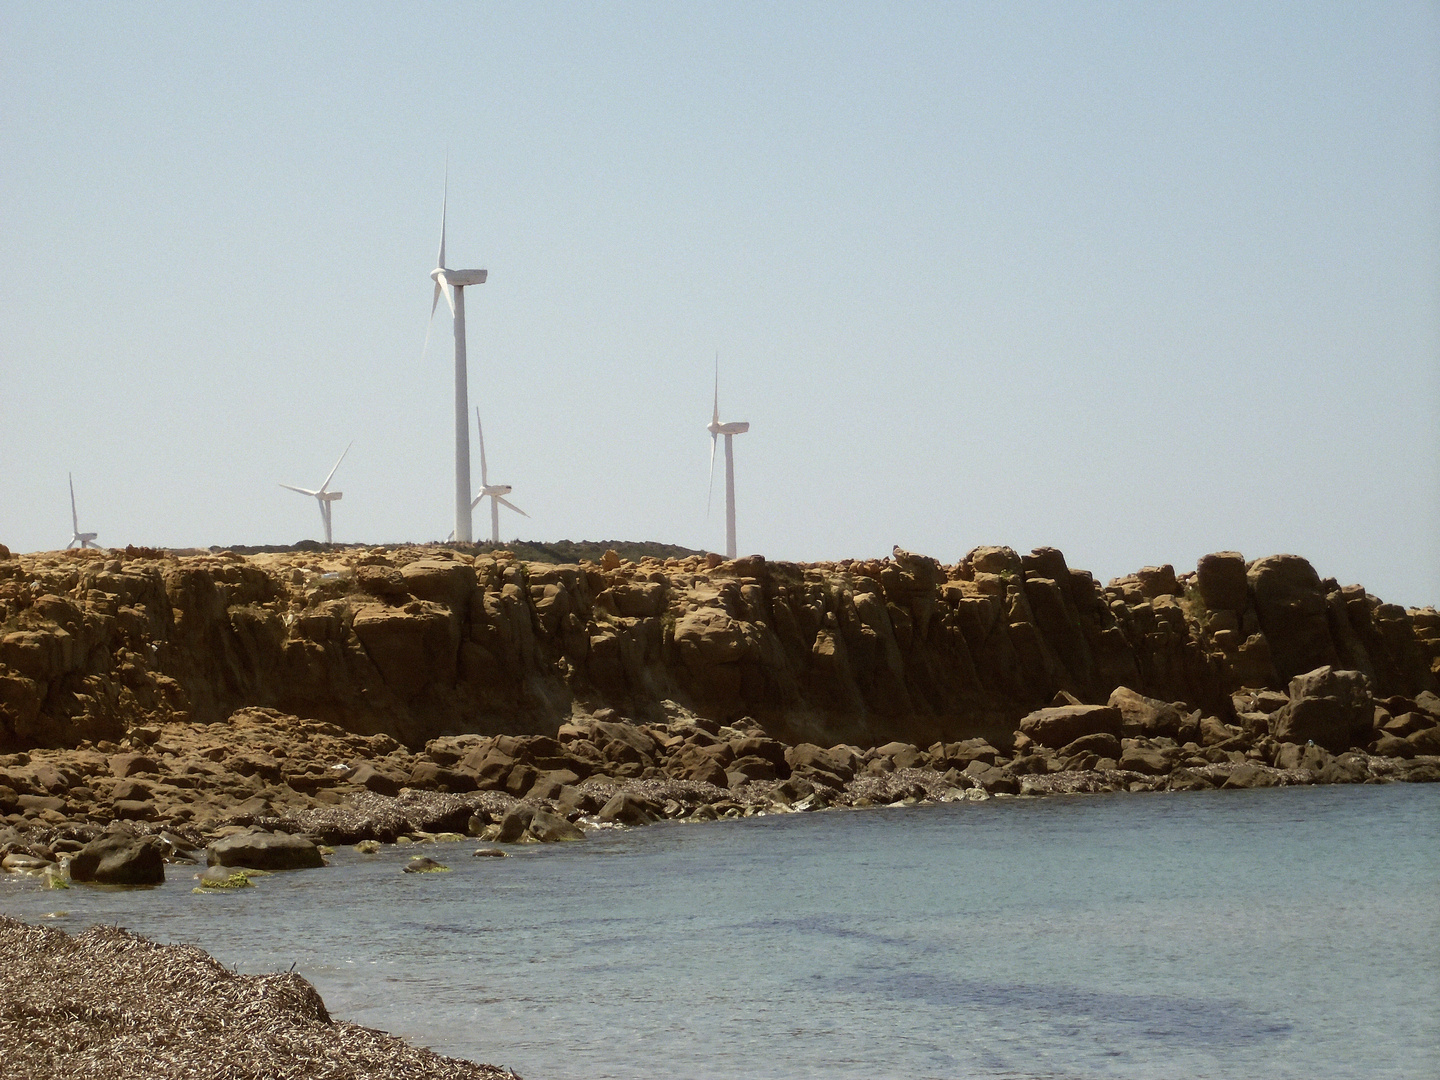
[68,832,164,886]
[208,830,325,872]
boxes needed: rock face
[0,545,1434,757]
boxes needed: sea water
[3,783,1436,1080]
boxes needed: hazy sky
[2,3,1437,606]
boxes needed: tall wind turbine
[706,357,750,561]
[427,169,487,544]
[470,407,528,544]
[280,443,351,545]
[66,474,98,549]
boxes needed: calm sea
[4,783,1437,1080]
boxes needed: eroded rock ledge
[2,543,1435,755]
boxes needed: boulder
[1220,763,1279,789]
[1315,753,1369,785]
[1196,552,1249,613]
[597,792,658,825]
[1117,746,1173,776]
[1168,768,1216,791]
[1134,565,1179,598]
[1272,666,1372,754]
[1107,686,1187,739]
[496,806,535,843]
[1382,712,1435,738]
[1407,727,1440,755]
[1273,742,1333,773]
[1018,705,1122,749]
[69,832,165,886]
[399,558,476,608]
[1056,732,1121,761]
[1372,733,1416,759]
[349,762,404,797]
[1247,555,1339,681]
[962,761,1020,794]
[528,808,585,842]
[207,830,325,871]
[785,744,855,785]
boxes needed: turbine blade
[438,161,448,269]
[442,278,454,315]
[712,352,720,423]
[279,483,320,497]
[430,281,442,320]
[475,406,489,486]
[69,473,79,532]
[320,442,352,493]
[706,434,717,516]
[496,496,528,518]
[470,493,485,510]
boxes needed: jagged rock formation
[1,542,1435,755]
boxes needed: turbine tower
[280,443,351,545]
[706,357,750,561]
[470,407,528,545]
[427,171,487,544]
[66,473,98,549]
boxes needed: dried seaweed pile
[0,916,521,1080]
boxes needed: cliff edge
[1,541,1434,756]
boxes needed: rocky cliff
[1,542,1436,755]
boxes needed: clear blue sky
[2,3,1437,606]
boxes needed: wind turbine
[706,356,750,561]
[470,407,528,544]
[66,474,98,549]
[280,443,351,545]
[427,167,487,544]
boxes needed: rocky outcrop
[0,544,1434,763]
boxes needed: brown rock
[1272,666,1372,754]
[1107,686,1187,739]
[351,601,459,697]
[110,754,160,778]
[69,832,164,885]
[1196,552,1248,613]
[1220,763,1278,789]
[399,558,476,608]
[1057,732,1121,760]
[1018,705,1122,749]
[1248,555,1339,681]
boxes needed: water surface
[4,783,1436,1079]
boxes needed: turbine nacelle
[708,420,750,436]
[433,267,488,288]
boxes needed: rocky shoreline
[1,540,1434,1080]
[0,541,1434,877]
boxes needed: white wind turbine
[280,443,351,545]
[470,406,528,544]
[426,168,487,544]
[66,473,99,549]
[706,357,750,561]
